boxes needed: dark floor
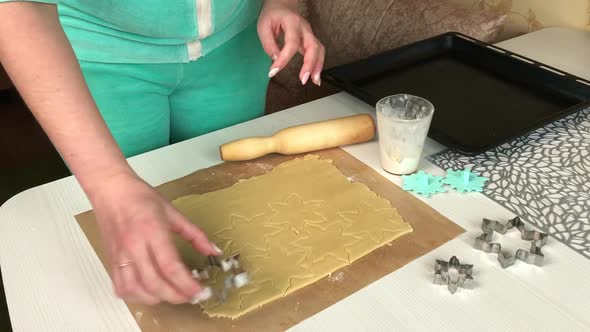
[0,89,71,332]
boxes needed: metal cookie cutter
[192,253,250,303]
[474,217,548,268]
[433,256,474,294]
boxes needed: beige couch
[448,0,590,40]
[265,0,590,114]
[265,0,508,114]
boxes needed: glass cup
[376,94,435,175]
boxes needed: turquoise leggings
[80,22,271,157]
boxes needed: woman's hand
[258,0,324,86]
[90,173,221,305]
[1,2,218,306]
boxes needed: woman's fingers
[111,232,160,304]
[299,44,317,84]
[115,229,185,304]
[257,18,281,60]
[129,242,188,304]
[149,229,211,303]
[168,210,222,256]
[311,43,325,86]
[112,230,213,305]
[298,29,324,85]
[269,18,301,78]
[263,21,324,86]
[257,2,324,82]
[113,261,160,305]
[92,173,217,305]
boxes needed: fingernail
[190,287,212,304]
[191,268,209,280]
[272,54,278,61]
[301,72,310,85]
[313,73,321,85]
[220,259,232,272]
[268,67,280,78]
[233,272,250,288]
[211,243,223,255]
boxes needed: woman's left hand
[258,0,324,86]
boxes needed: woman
[0,0,324,305]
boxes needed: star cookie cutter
[474,217,548,268]
[192,253,250,303]
[433,256,474,294]
[402,171,447,197]
[442,168,488,193]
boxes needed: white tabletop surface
[1,27,590,332]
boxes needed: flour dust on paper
[172,155,413,319]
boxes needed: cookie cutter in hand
[192,253,250,303]
[474,217,548,268]
[433,256,474,294]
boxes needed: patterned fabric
[428,108,590,259]
[448,0,590,40]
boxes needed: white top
[1,27,589,332]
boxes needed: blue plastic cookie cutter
[401,170,447,197]
[442,168,488,193]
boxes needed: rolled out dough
[172,155,413,319]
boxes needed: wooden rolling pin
[220,114,375,161]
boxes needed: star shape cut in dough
[294,223,360,265]
[237,280,283,313]
[204,279,280,317]
[215,214,282,253]
[268,194,326,234]
[266,224,305,249]
[252,246,315,294]
[340,203,406,244]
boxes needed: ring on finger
[118,261,134,268]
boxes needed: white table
[2,27,590,332]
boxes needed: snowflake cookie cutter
[402,171,447,197]
[433,256,474,294]
[442,168,488,193]
[192,253,250,303]
[474,217,549,268]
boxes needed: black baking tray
[323,32,590,155]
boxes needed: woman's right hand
[89,173,222,305]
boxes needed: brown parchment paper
[75,148,464,332]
